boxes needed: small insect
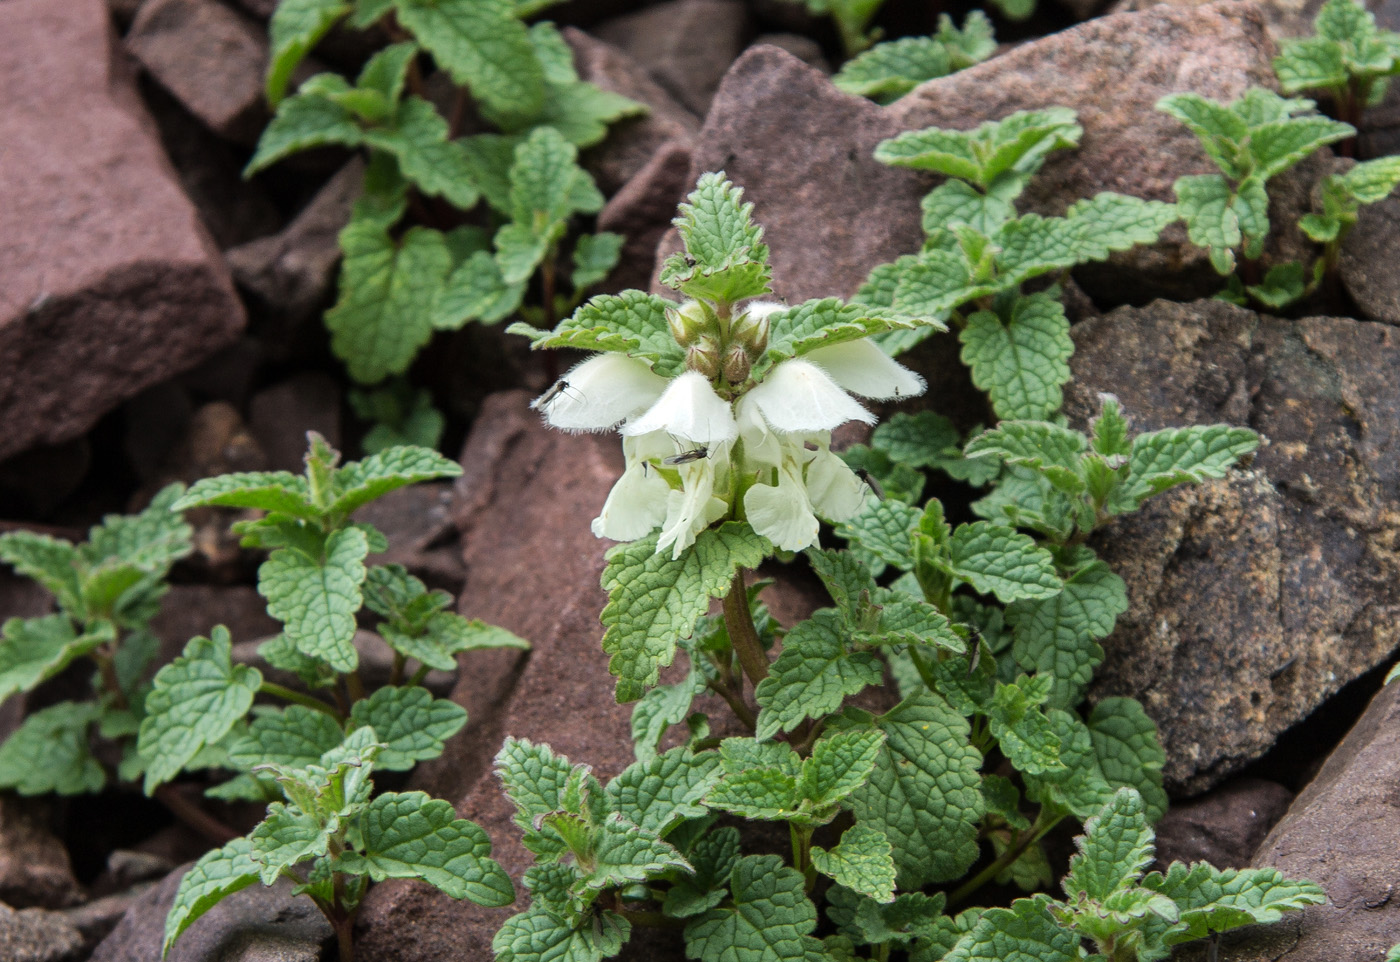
[856,468,885,501]
[663,446,709,465]
[966,626,983,676]
[530,379,575,411]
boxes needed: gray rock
[90,870,330,962]
[1197,682,1400,960]
[1065,299,1400,793]
[246,373,341,474]
[0,0,246,463]
[354,482,466,593]
[0,902,84,962]
[1341,193,1400,325]
[226,159,364,326]
[126,0,269,145]
[751,32,830,72]
[0,797,82,910]
[652,3,1277,306]
[1152,778,1294,870]
[593,0,753,117]
[564,28,699,197]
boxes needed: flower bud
[667,299,718,348]
[729,307,770,356]
[686,334,722,380]
[722,343,752,385]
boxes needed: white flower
[533,353,669,432]
[622,371,738,445]
[590,434,672,542]
[745,358,875,433]
[805,340,926,400]
[744,454,819,552]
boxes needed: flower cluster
[534,300,925,557]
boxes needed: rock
[1199,682,1400,960]
[564,27,700,196]
[0,0,246,463]
[149,586,280,662]
[1064,299,1400,793]
[0,797,82,910]
[354,482,466,593]
[126,0,269,146]
[652,4,1276,306]
[597,140,695,292]
[355,391,658,961]
[138,79,282,250]
[246,373,341,474]
[0,440,92,518]
[1152,778,1294,870]
[1111,0,1321,39]
[90,870,330,962]
[1341,194,1400,325]
[58,885,157,953]
[227,159,364,327]
[593,0,753,118]
[0,903,84,962]
[161,401,267,483]
[752,32,830,72]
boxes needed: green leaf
[326,209,452,384]
[494,905,630,962]
[1064,788,1154,901]
[0,531,82,613]
[986,677,1063,776]
[889,249,987,320]
[1274,36,1349,95]
[960,294,1073,421]
[495,738,579,830]
[755,299,924,380]
[162,838,260,957]
[659,172,773,303]
[338,791,515,905]
[1335,154,1400,203]
[227,705,344,770]
[608,747,721,838]
[849,694,984,887]
[572,232,624,291]
[812,824,897,903]
[1247,261,1307,309]
[685,855,820,962]
[1157,93,1249,178]
[875,108,1080,188]
[395,0,543,119]
[1173,173,1240,267]
[665,826,740,919]
[0,616,112,701]
[513,290,686,376]
[526,75,647,149]
[588,813,691,889]
[835,499,921,574]
[1143,862,1326,945]
[942,521,1061,603]
[807,549,878,614]
[754,611,883,740]
[348,685,467,770]
[331,445,462,516]
[84,483,192,570]
[266,0,351,106]
[363,98,480,209]
[435,251,527,327]
[834,36,953,103]
[247,80,364,175]
[0,701,104,795]
[508,126,591,226]
[138,628,262,793]
[260,527,368,672]
[1125,424,1259,505]
[1009,560,1127,710]
[705,766,799,821]
[631,662,708,764]
[172,471,315,517]
[1023,709,1117,819]
[250,803,330,885]
[600,523,769,702]
[963,420,1087,494]
[1088,698,1168,823]
[1249,115,1352,180]
[800,728,887,809]
[1060,192,1180,263]
[943,896,1080,962]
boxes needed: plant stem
[706,677,756,732]
[259,682,344,721]
[724,570,769,687]
[948,809,1064,908]
[389,652,405,687]
[152,784,237,845]
[615,907,686,929]
[790,824,816,892]
[346,671,366,704]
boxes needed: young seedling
[860,108,1176,420]
[1157,87,1353,307]
[1274,0,1400,140]
[1299,154,1400,288]
[832,12,996,104]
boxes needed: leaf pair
[1275,0,1400,105]
[832,12,996,104]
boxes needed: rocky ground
[4,0,1400,958]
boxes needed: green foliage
[1275,0,1400,120]
[833,13,995,104]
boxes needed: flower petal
[735,396,784,472]
[805,447,869,522]
[591,460,670,542]
[744,461,819,551]
[622,370,738,445]
[804,340,926,400]
[656,461,727,559]
[535,353,669,432]
[747,358,874,433]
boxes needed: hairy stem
[259,682,343,721]
[707,677,756,732]
[724,570,769,687]
[948,809,1064,908]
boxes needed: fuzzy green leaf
[1125,424,1258,504]
[588,813,691,889]
[706,766,799,821]
[363,98,480,209]
[494,905,630,962]
[172,471,315,517]
[960,294,1073,421]
[83,483,192,570]
[1173,173,1240,263]
[572,232,624,290]
[266,0,351,105]
[512,290,686,376]
[964,420,1088,493]
[0,701,104,795]
[1088,698,1168,823]
[162,838,260,957]
[1144,862,1326,945]
[608,747,722,838]
[1275,36,1349,94]
[139,628,262,793]
[1157,93,1249,177]
[834,37,953,103]
[338,791,515,905]
[756,299,925,380]
[247,80,364,174]
[659,172,773,303]
[436,251,527,327]
[849,694,983,886]
[331,445,462,516]
[495,738,579,830]
[1064,788,1155,902]
[0,532,82,614]
[835,499,920,573]
[665,826,741,919]
[876,108,1080,188]
[1023,709,1117,819]
[600,523,770,702]
[326,211,452,384]
[347,685,467,770]
[259,527,368,672]
[1250,115,1352,179]
[755,611,883,740]
[986,677,1064,776]
[250,803,330,884]
[944,520,1061,603]
[944,896,1080,962]
[395,0,543,119]
[227,705,344,770]
[812,824,897,903]
[1009,559,1127,710]
[0,616,112,701]
[631,663,708,763]
[800,728,886,809]
[685,855,820,962]
[1061,193,1180,263]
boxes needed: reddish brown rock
[1152,778,1294,870]
[126,0,269,146]
[0,0,245,463]
[0,796,83,910]
[247,373,341,474]
[598,140,695,292]
[1065,299,1400,793]
[653,3,1276,305]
